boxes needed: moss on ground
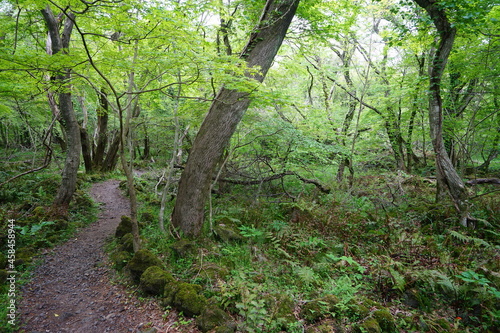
[109,250,131,270]
[115,216,133,239]
[372,308,396,332]
[357,318,381,333]
[196,305,234,332]
[139,266,174,295]
[126,249,163,281]
[300,294,339,323]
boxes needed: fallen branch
[173,164,331,194]
[218,171,331,194]
[466,178,500,186]
[0,151,52,188]
[218,171,295,185]
[0,117,56,188]
[293,173,331,194]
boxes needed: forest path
[19,179,191,333]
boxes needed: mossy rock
[196,306,233,332]
[162,280,180,306]
[126,249,163,281]
[141,212,155,223]
[110,250,132,270]
[300,294,339,323]
[163,281,207,316]
[139,266,174,296]
[266,294,296,328]
[213,222,244,242]
[120,233,135,253]
[173,282,208,316]
[356,318,381,333]
[115,216,133,238]
[170,239,196,258]
[345,298,370,319]
[372,308,396,332]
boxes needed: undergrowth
[132,170,499,332]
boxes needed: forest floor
[18,179,197,333]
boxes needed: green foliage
[1,0,499,331]
[447,229,493,248]
[16,221,55,236]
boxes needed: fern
[416,269,456,295]
[295,266,317,286]
[447,229,491,248]
[388,267,406,292]
[447,229,469,242]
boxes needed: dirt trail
[19,179,193,333]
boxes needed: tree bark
[93,88,109,170]
[101,132,120,172]
[331,42,357,182]
[42,6,81,208]
[406,54,426,172]
[414,0,470,226]
[80,126,93,173]
[172,0,300,237]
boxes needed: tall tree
[172,0,301,237]
[41,5,81,208]
[413,0,470,225]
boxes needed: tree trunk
[41,6,81,208]
[172,0,300,237]
[478,91,499,172]
[332,43,357,182]
[54,91,81,206]
[406,54,425,172]
[414,0,470,226]
[80,127,93,173]
[93,89,109,170]
[78,95,93,173]
[141,123,150,160]
[101,132,120,172]
[384,112,407,171]
[443,75,477,168]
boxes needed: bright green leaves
[436,0,496,30]
[296,0,362,41]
